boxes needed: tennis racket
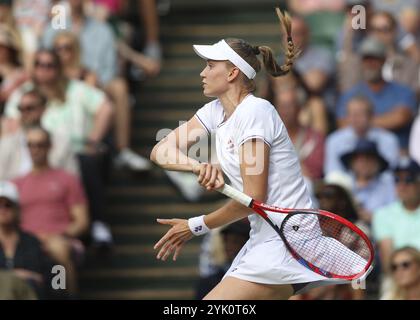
[217,184,374,281]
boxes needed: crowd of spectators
[0,0,419,300]
[0,0,162,299]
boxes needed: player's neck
[218,89,250,120]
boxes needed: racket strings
[281,213,371,277]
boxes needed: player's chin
[202,87,216,98]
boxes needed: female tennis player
[151,10,348,299]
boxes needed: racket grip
[217,184,253,207]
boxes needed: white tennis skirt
[223,237,371,294]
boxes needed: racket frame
[218,184,375,280]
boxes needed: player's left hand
[154,218,193,261]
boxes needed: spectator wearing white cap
[0,180,52,299]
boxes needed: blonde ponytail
[225,8,300,91]
[256,9,300,77]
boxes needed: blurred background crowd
[0,0,419,300]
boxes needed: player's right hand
[192,163,224,190]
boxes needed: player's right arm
[150,116,204,172]
[150,116,224,190]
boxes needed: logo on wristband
[194,226,203,232]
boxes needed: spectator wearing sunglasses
[4,49,114,247]
[370,0,420,61]
[381,247,420,300]
[13,126,89,297]
[0,89,78,180]
[42,0,153,172]
[336,36,417,151]
[338,11,420,95]
[53,31,98,87]
[373,158,420,273]
[368,11,419,93]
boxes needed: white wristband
[188,215,210,236]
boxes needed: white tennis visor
[193,39,257,80]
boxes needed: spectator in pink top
[13,126,89,296]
